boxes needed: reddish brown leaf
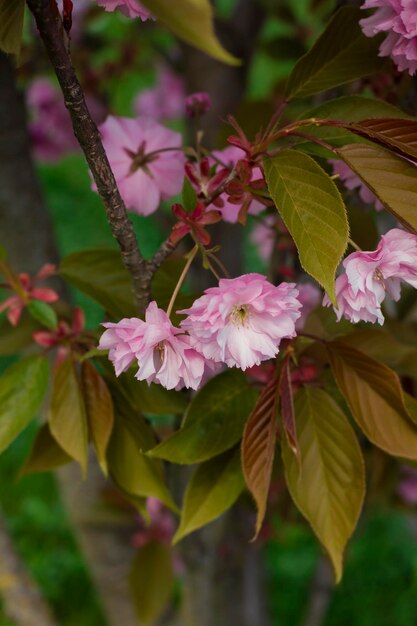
[348,118,417,162]
[279,356,299,459]
[82,361,114,475]
[338,143,417,232]
[327,341,417,459]
[241,373,280,538]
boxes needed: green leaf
[129,540,173,626]
[60,249,136,319]
[20,424,72,476]
[81,361,114,475]
[0,0,25,56]
[182,177,197,212]
[173,447,244,543]
[241,374,280,538]
[0,244,6,260]
[106,368,188,415]
[107,408,177,512]
[0,312,40,356]
[0,356,49,454]
[285,7,384,99]
[282,387,365,583]
[339,327,417,379]
[294,96,411,158]
[263,150,348,304]
[148,370,258,464]
[327,341,417,459]
[338,143,417,232]
[48,358,89,474]
[27,300,58,330]
[139,0,239,66]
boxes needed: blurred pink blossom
[324,228,417,324]
[360,1,417,75]
[132,498,175,547]
[179,274,301,370]
[296,283,322,330]
[96,115,184,215]
[134,66,185,120]
[398,465,417,505]
[250,215,277,262]
[99,301,205,390]
[185,92,212,118]
[27,78,79,161]
[96,0,152,19]
[330,159,383,210]
[0,264,58,327]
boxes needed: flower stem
[166,245,198,319]
[348,237,362,252]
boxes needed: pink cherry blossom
[96,0,152,20]
[99,302,205,390]
[324,228,417,324]
[210,147,265,223]
[179,274,301,370]
[96,116,185,216]
[98,317,143,376]
[360,1,417,75]
[330,160,383,210]
[134,66,185,120]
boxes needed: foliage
[2,0,417,622]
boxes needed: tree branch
[26,0,150,314]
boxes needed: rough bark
[0,510,58,626]
[302,556,334,626]
[178,502,269,626]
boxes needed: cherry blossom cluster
[360,1,417,75]
[324,228,417,324]
[99,274,302,390]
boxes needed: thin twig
[26,0,149,314]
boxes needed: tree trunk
[178,3,271,624]
[0,52,59,270]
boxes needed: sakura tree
[1,0,417,625]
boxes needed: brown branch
[0,511,58,626]
[147,238,178,275]
[26,0,150,314]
